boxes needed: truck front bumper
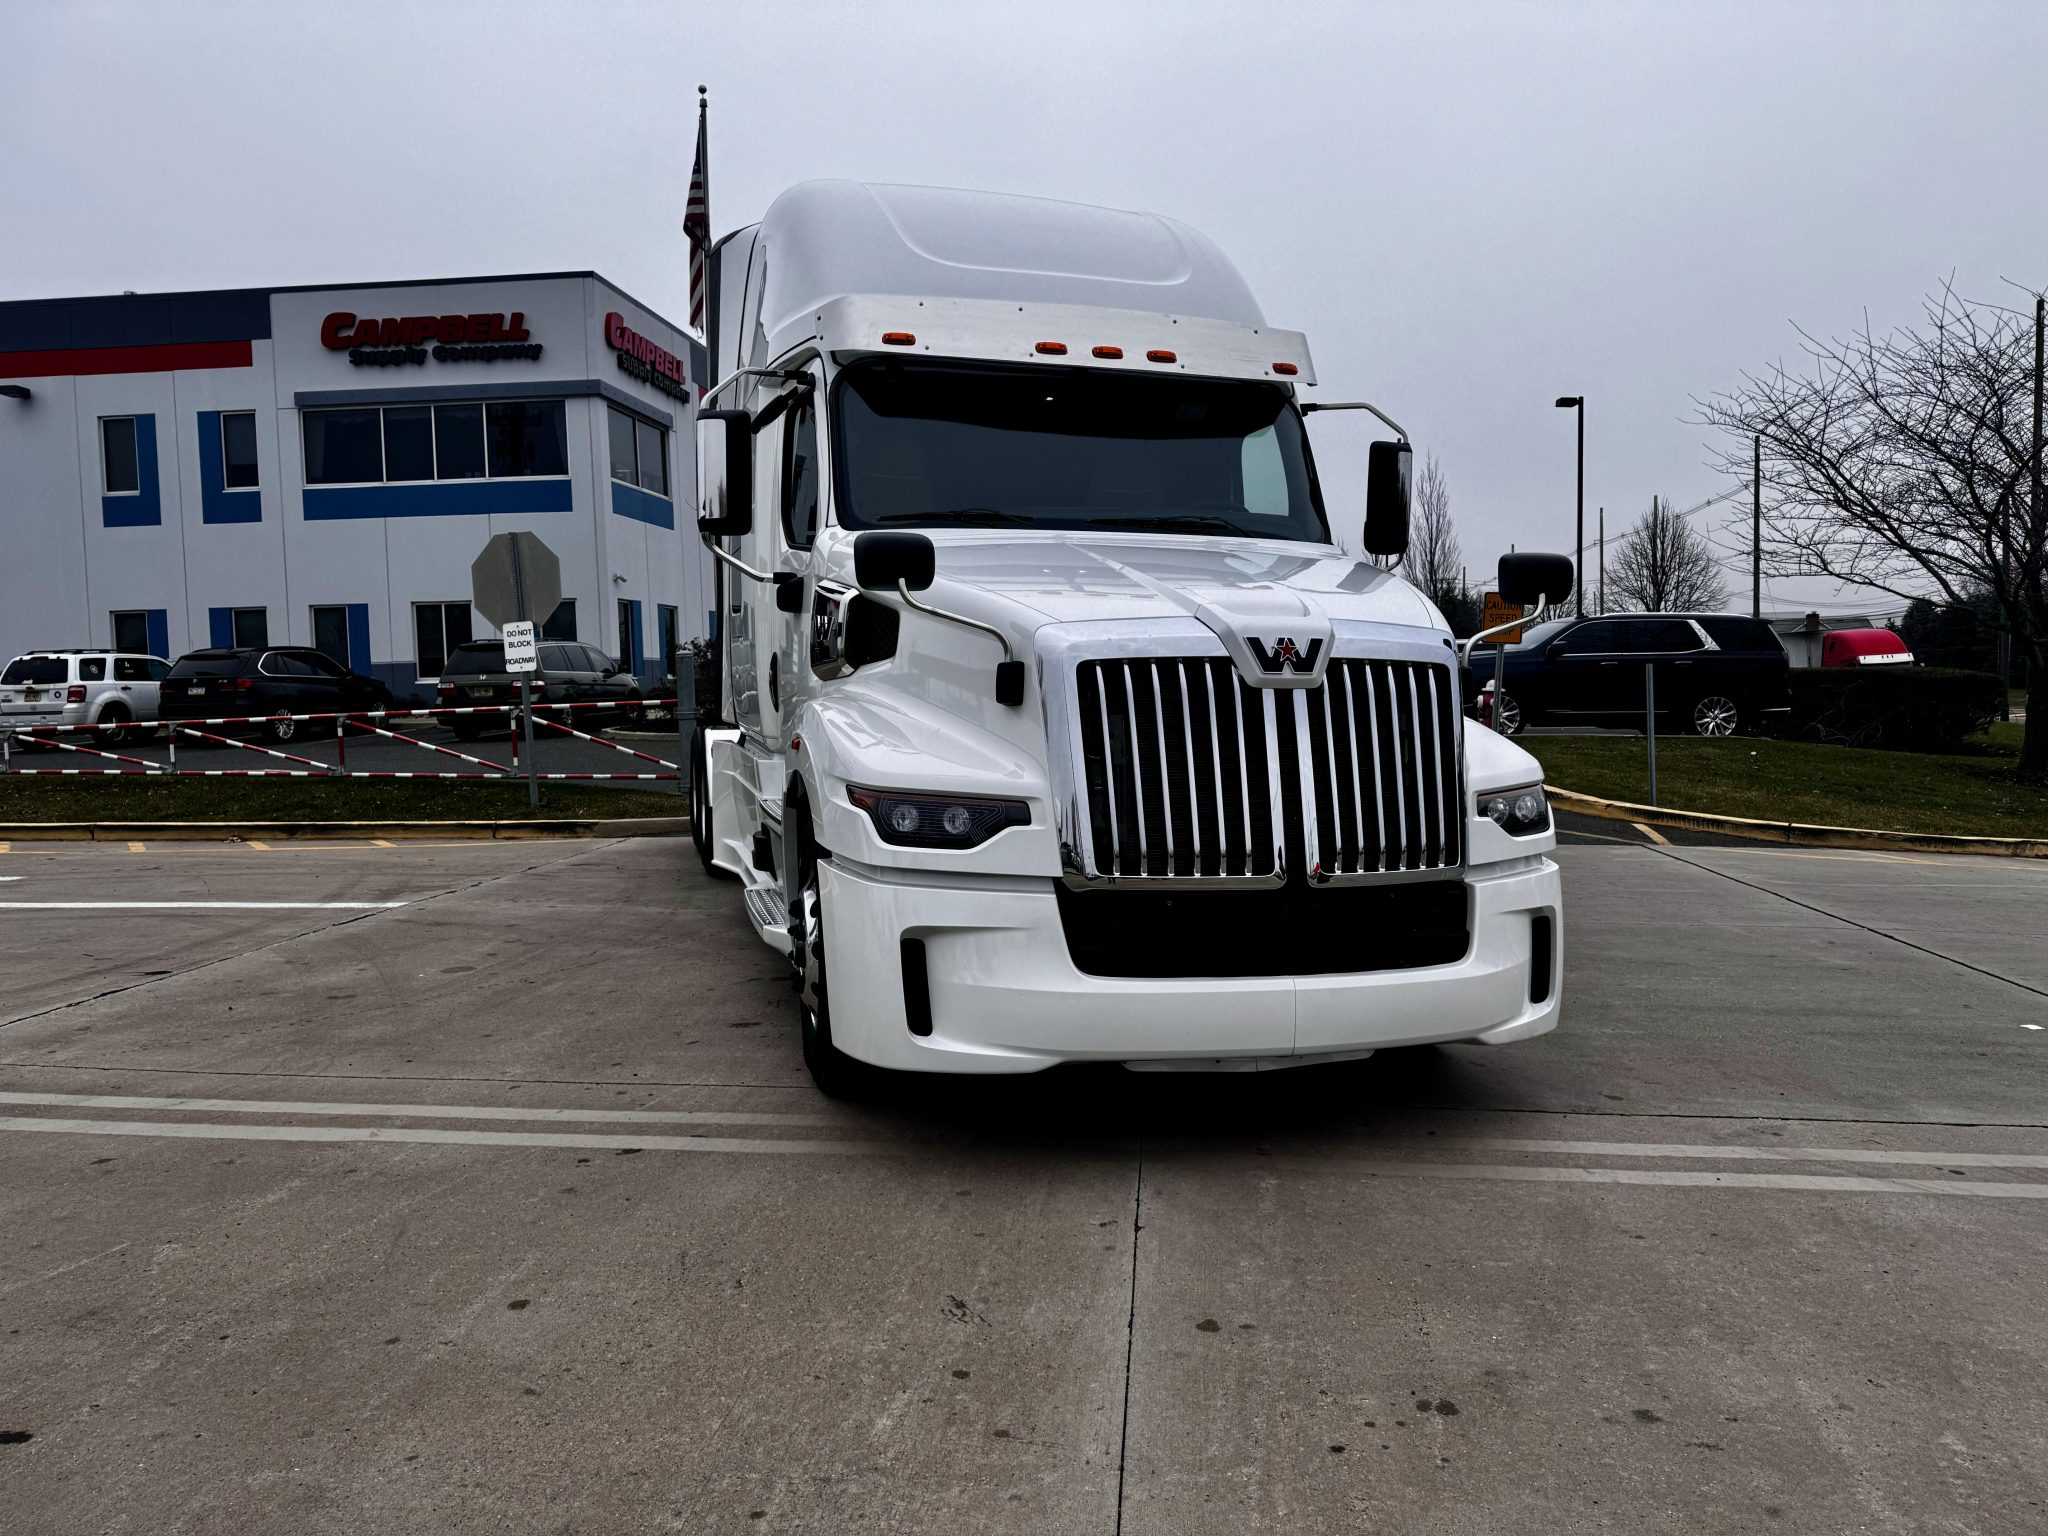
[819,857,1562,1074]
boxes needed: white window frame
[607,402,668,496]
[100,415,141,497]
[220,410,261,490]
[411,600,473,684]
[110,610,151,653]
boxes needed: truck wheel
[795,840,870,1100]
[1690,694,1739,737]
[689,727,736,881]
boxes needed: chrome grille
[1070,655,1462,885]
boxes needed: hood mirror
[853,531,936,592]
[1362,440,1411,559]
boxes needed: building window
[303,400,567,486]
[487,400,568,479]
[541,598,577,641]
[102,416,140,495]
[231,608,269,648]
[413,601,473,680]
[303,408,383,484]
[617,599,635,671]
[607,404,668,496]
[311,605,352,670]
[658,605,680,672]
[111,610,150,653]
[221,411,260,489]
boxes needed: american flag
[684,90,710,334]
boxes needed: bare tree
[1606,495,1728,613]
[1408,453,1477,634]
[1701,281,2045,779]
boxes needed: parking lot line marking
[1631,822,1671,845]
[126,841,146,852]
[0,1090,839,1128]
[0,1115,882,1156]
[371,839,395,848]
[244,840,272,851]
[0,900,410,911]
[1334,1159,2048,1198]
[1376,1137,2048,1170]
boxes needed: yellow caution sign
[1481,592,1524,645]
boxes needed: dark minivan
[435,640,645,740]
[159,647,397,742]
[1466,614,1789,736]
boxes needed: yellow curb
[0,816,691,843]
[1549,788,2048,859]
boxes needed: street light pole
[1556,396,1585,616]
[1752,432,1762,621]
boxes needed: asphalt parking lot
[1,834,2044,1534]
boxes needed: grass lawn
[1528,724,2048,839]
[0,775,689,825]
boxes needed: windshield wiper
[1085,513,1261,535]
[879,507,1036,526]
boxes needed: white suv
[0,650,170,747]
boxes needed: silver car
[0,650,170,747]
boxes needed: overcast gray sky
[6,0,2043,613]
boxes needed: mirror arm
[893,580,1014,664]
[1458,592,1549,664]
[1298,400,1409,442]
[701,366,810,410]
[703,538,774,585]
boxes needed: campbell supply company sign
[605,312,691,401]
[321,311,542,368]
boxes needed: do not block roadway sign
[502,621,537,674]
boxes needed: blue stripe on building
[345,604,372,677]
[302,478,574,520]
[144,609,169,659]
[208,607,233,648]
[197,411,262,524]
[610,481,675,529]
[103,415,161,527]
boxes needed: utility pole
[1556,396,1585,616]
[2025,294,2043,722]
[1752,433,1762,620]
[1598,506,1605,616]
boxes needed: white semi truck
[689,181,1570,1095]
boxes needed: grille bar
[1072,655,1460,884]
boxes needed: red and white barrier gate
[2,700,682,783]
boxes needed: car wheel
[689,727,736,881]
[266,714,298,743]
[94,704,133,746]
[794,832,870,1100]
[1492,690,1525,736]
[1691,694,1740,737]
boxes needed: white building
[0,273,708,700]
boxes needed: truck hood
[830,531,1448,686]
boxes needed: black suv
[160,648,397,741]
[435,640,646,740]
[1466,614,1789,736]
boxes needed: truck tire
[689,727,736,881]
[794,831,870,1100]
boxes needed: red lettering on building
[320,310,533,350]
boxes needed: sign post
[471,533,562,809]
[1481,593,1523,729]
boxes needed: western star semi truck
[689,180,1569,1095]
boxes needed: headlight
[1478,783,1550,837]
[847,786,1030,848]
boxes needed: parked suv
[0,650,170,745]
[158,647,396,742]
[1466,613,1789,736]
[435,640,646,740]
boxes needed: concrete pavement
[0,836,2043,1533]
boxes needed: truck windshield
[833,359,1330,542]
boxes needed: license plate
[24,689,43,702]
[187,685,206,696]
[467,686,494,698]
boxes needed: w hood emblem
[1248,636,1324,675]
